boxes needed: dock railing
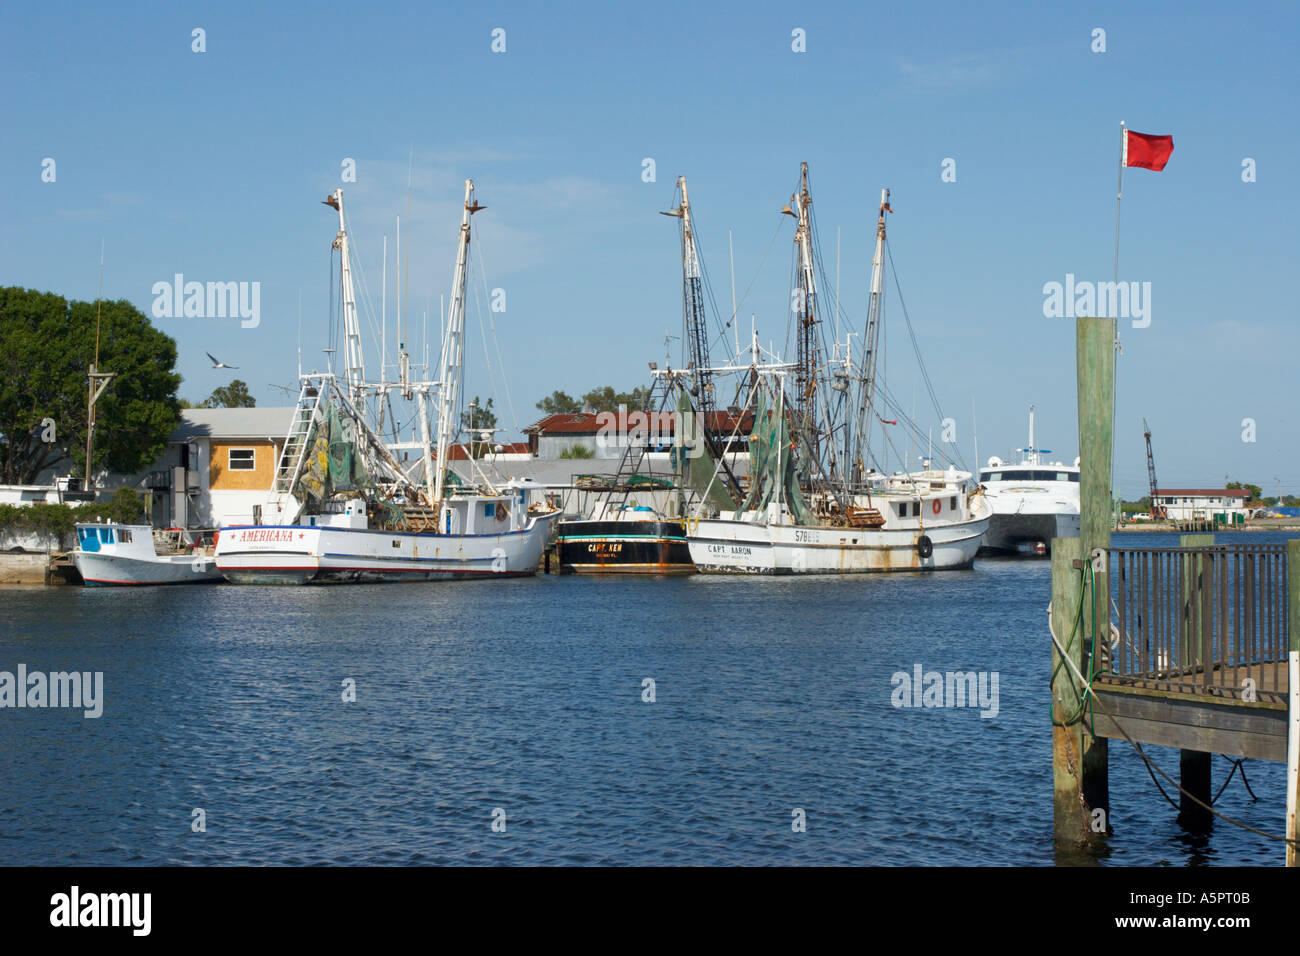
[1104,543,1290,703]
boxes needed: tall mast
[661,176,743,500]
[432,179,484,506]
[851,188,891,485]
[324,189,365,407]
[784,163,819,454]
[662,176,712,406]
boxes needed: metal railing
[1103,543,1290,703]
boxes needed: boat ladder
[274,381,326,493]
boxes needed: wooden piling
[1178,532,1215,830]
[1074,315,1115,831]
[1052,536,1095,844]
[1287,538,1299,866]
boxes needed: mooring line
[1048,609,1297,847]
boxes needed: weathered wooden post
[1286,538,1299,866]
[1052,537,1092,843]
[1179,532,1215,830]
[1052,315,1114,846]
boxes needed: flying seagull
[207,352,239,369]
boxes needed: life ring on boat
[496,501,509,523]
[932,499,941,515]
[917,535,933,559]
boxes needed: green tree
[203,380,256,408]
[1225,480,1263,502]
[581,385,650,413]
[536,385,652,416]
[460,396,498,434]
[536,390,582,415]
[0,287,181,485]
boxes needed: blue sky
[3,0,1296,498]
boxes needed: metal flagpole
[1113,120,1126,342]
[1108,121,1126,508]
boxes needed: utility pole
[83,241,115,494]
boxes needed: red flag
[1123,130,1174,171]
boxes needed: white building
[1153,488,1250,523]
[143,407,295,528]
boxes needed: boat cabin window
[99,527,115,544]
[981,469,1078,483]
[118,528,132,543]
[950,497,957,510]
[228,448,256,471]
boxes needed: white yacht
[977,407,1080,555]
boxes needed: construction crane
[1143,418,1166,519]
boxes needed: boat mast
[325,189,366,409]
[662,177,712,407]
[661,176,743,500]
[432,179,484,506]
[851,188,891,486]
[784,163,819,458]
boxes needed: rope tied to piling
[1047,590,1297,848]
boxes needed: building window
[228,448,256,471]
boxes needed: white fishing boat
[214,181,559,584]
[74,523,222,586]
[978,406,1080,555]
[681,168,990,574]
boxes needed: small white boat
[73,523,223,586]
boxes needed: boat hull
[74,552,223,586]
[214,515,558,585]
[688,515,989,575]
[980,511,1079,555]
[556,519,693,574]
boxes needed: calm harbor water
[0,530,1292,866]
